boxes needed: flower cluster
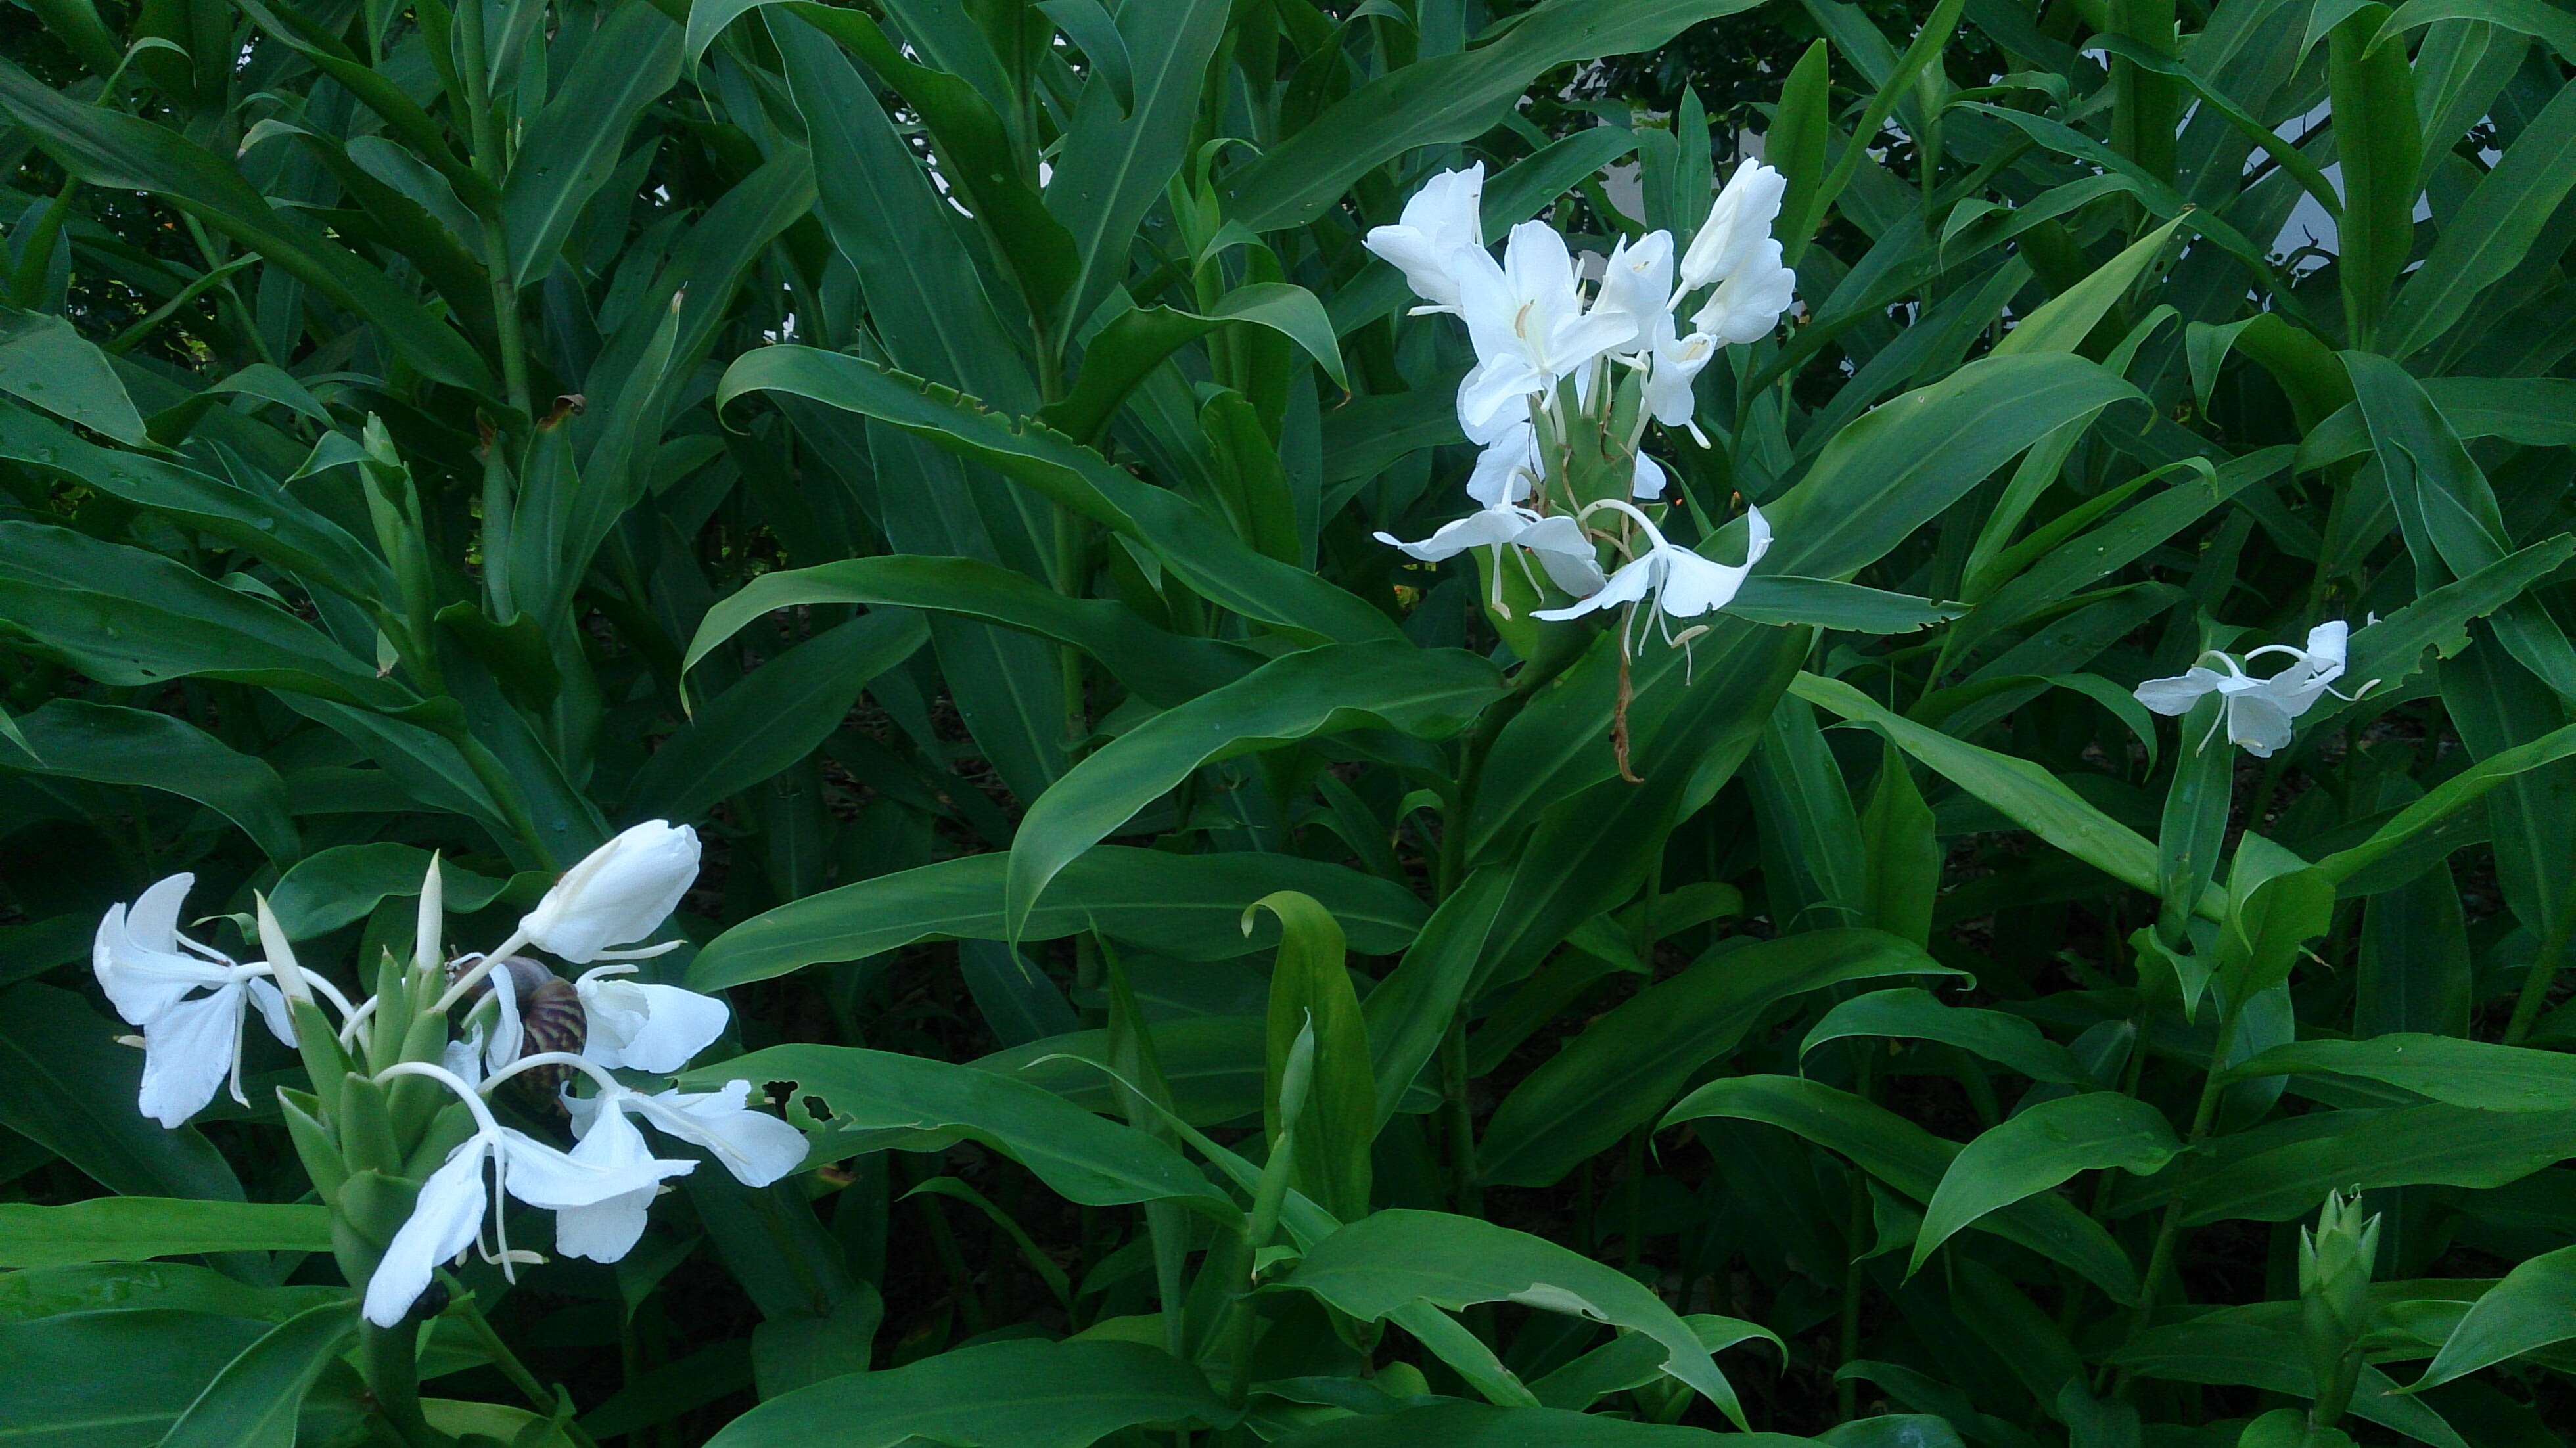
[2133,622,2376,758]
[91,821,806,1328]
[1365,158,1795,640]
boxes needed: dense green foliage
[6,1,2576,1446]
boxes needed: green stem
[1837,1050,1877,1422]
[2504,871,2576,1044]
[1440,1020,1479,1220]
[458,1294,605,1448]
[2110,997,2244,1397]
[362,1321,448,1447]
[454,0,532,419]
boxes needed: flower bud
[519,822,700,964]
[2297,1188,2380,1428]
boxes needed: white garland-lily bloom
[1362,163,1485,314]
[574,966,731,1072]
[2134,622,2366,758]
[568,1080,809,1189]
[362,1063,695,1326]
[518,821,699,964]
[1534,500,1772,630]
[1453,222,1642,437]
[93,874,295,1128]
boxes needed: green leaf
[0,699,298,861]
[0,984,241,1202]
[0,307,144,443]
[701,1337,1229,1448]
[1278,1209,1772,1428]
[1042,284,1348,445]
[633,610,927,821]
[1043,0,1230,330]
[0,1263,343,1323]
[1274,1402,1814,1447]
[679,1044,1228,1213]
[0,1199,333,1269]
[1224,0,1769,230]
[2224,1034,2576,1111]
[0,404,386,604]
[1253,892,1375,1221]
[717,349,1396,643]
[1764,355,2142,583]
[684,556,1254,710]
[501,3,685,287]
[2313,718,2576,886]
[1910,1094,2180,1276]
[1361,868,1507,1129]
[1801,987,2094,1085]
[1003,641,1502,942]
[689,847,1429,989]
[1791,672,2188,913]
[2172,1104,2576,1225]
[1991,217,2184,357]
[1480,929,1964,1188]
[158,1300,357,1448]
[2108,1310,2467,1447]
[1663,1075,2143,1301]
[0,59,491,392]
[1726,577,1964,634]
[0,522,415,710]
[764,5,1076,319]
[2412,1242,2576,1390]
[0,1308,272,1448]
[267,844,520,940]
[2347,348,2576,700]
[2381,76,2576,357]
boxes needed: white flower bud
[518,822,701,964]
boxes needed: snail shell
[450,954,587,1114]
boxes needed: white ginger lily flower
[1376,502,1607,615]
[574,965,730,1073]
[1592,230,1676,332]
[567,1080,809,1189]
[2134,622,2372,759]
[1535,499,1772,644]
[93,874,296,1128]
[1362,162,1485,314]
[1453,223,1642,438]
[1465,417,1540,507]
[1691,236,1797,345]
[518,821,700,965]
[362,1061,695,1326]
[1676,160,1788,296]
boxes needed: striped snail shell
[450,954,588,1114]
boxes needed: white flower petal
[520,822,700,964]
[136,986,244,1129]
[633,1082,811,1188]
[576,977,730,1074]
[2134,668,2225,717]
[363,1137,491,1327]
[2226,692,2297,758]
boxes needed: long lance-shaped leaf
[1003,641,1503,941]
[716,349,1398,644]
[1910,1094,2181,1277]
[684,556,1257,708]
[0,58,491,392]
[1479,928,1966,1189]
[2410,1243,2576,1390]
[700,1338,1234,1448]
[1663,1075,2144,1302]
[1278,1209,1774,1428]
[0,700,300,861]
[1224,0,1768,230]
[678,1045,1233,1216]
[689,848,1431,989]
[0,1198,333,1268]
[1791,672,2210,916]
[1042,0,1230,330]
[1041,284,1348,445]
